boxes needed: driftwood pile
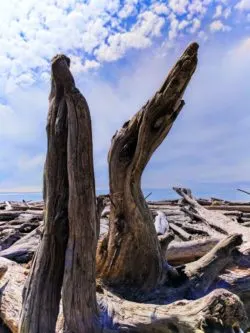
[2,189,250,266]
[0,200,43,263]
[0,188,250,332]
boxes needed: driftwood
[59,54,99,332]
[0,193,250,330]
[0,226,42,263]
[206,206,250,213]
[0,257,248,333]
[174,187,250,244]
[237,189,250,196]
[169,223,192,240]
[19,55,70,332]
[97,42,199,291]
[166,238,220,265]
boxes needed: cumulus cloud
[168,0,189,15]
[213,5,223,18]
[235,0,250,11]
[189,18,201,33]
[0,0,246,95]
[210,20,231,32]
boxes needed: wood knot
[0,265,8,279]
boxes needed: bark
[18,55,70,333]
[57,55,100,332]
[97,43,199,292]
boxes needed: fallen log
[0,258,26,333]
[174,188,250,244]
[173,220,222,238]
[206,206,250,212]
[0,226,42,263]
[184,234,243,298]
[0,257,247,333]
[95,288,247,332]
[166,238,220,264]
[0,211,43,222]
[169,223,192,240]
[0,230,26,251]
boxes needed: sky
[0,0,250,200]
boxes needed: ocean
[0,186,249,202]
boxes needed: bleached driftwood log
[166,238,219,265]
[174,187,250,244]
[0,257,248,333]
[0,226,42,263]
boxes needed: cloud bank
[0,0,249,200]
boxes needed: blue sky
[0,0,250,200]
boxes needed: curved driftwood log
[96,288,247,333]
[0,258,247,333]
[97,43,199,292]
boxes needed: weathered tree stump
[96,43,199,292]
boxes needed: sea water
[0,185,249,202]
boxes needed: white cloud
[213,5,223,18]
[168,13,179,40]
[178,20,190,31]
[235,0,250,10]
[151,3,169,15]
[223,7,231,19]
[189,18,201,33]
[168,0,189,15]
[95,10,165,62]
[70,56,100,73]
[95,32,152,62]
[210,20,231,32]
[0,0,245,93]
[187,0,208,18]
[118,0,138,18]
